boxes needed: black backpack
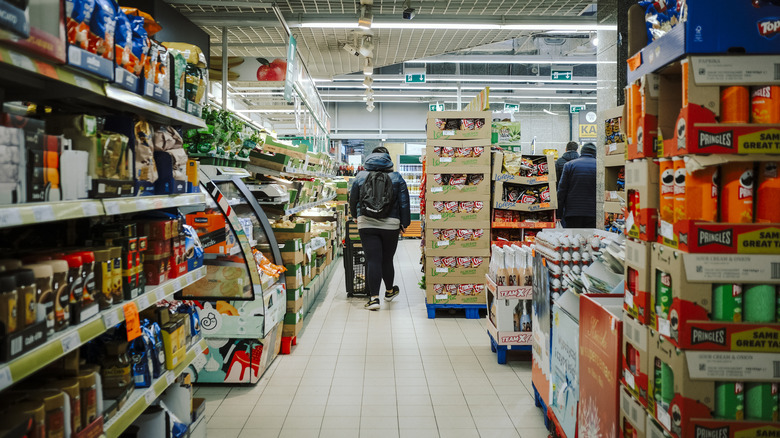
[359,171,394,219]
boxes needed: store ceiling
[168,0,600,133]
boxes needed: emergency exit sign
[504,103,519,113]
[570,104,586,113]
[551,70,573,81]
[406,73,426,83]
[429,103,444,111]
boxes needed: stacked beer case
[619,2,780,437]
[423,111,492,316]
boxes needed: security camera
[403,7,416,19]
[343,43,360,56]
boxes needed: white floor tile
[205,241,548,438]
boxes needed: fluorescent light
[543,109,559,115]
[298,22,615,31]
[592,37,599,46]
[332,76,598,84]
[235,109,298,113]
[358,5,373,29]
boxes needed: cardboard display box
[427,172,490,201]
[650,243,780,352]
[626,159,659,242]
[425,139,491,173]
[622,312,650,407]
[550,291,580,438]
[425,200,490,228]
[283,310,304,337]
[624,74,660,160]
[655,57,780,157]
[426,111,491,140]
[426,278,487,305]
[491,151,557,185]
[424,228,491,257]
[620,386,648,438]
[279,238,305,265]
[648,328,780,438]
[272,221,312,243]
[285,263,303,290]
[492,181,558,212]
[625,239,652,325]
[426,256,489,280]
[485,275,534,344]
[578,294,624,438]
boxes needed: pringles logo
[699,131,734,149]
[690,328,726,346]
[694,426,729,438]
[758,17,780,38]
[739,169,754,199]
[698,229,733,246]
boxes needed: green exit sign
[504,103,519,113]
[429,103,444,111]
[551,70,573,81]
[570,104,586,113]
[406,73,426,83]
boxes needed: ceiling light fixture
[592,37,599,46]
[358,5,373,29]
[362,76,374,87]
[359,36,374,57]
[363,58,374,75]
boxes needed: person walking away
[557,143,597,228]
[349,147,411,310]
[555,141,580,225]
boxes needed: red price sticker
[35,61,58,79]
[123,302,142,341]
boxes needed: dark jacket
[557,145,596,219]
[555,150,579,185]
[349,153,411,228]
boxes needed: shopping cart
[344,220,368,296]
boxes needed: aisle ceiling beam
[186,13,605,30]
[324,74,598,84]
[411,55,596,65]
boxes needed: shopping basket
[344,220,368,296]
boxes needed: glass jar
[22,263,54,336]
[77,370,98,426]
[40,260,69,332]
[93,249,113,309]
[0,272,18,334]
[7,268,36,329]
[62,254,84,325]
[51,379,81,434]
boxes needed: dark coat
[349,153,411,228]
[555,150,579,184]
[557,146,597,219]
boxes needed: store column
[596,0,619,225]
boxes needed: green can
[715,382,745,420]
[745,382,778,421]
[660,362,675,405]
[744,285,777,323]
[656,270,673,319]
[712,284,743,322]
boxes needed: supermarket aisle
[200,240,549,438]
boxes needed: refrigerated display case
[398,155,422,238]
[182,165,286,384]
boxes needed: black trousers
[357,227,400,297]
[564,216,597,228]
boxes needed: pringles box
[626,159,660,242]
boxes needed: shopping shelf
[0,193,207,229]
[0,46,205,129]
[0,267,207,392]
[491,221,557,229]
[103,339,207,438]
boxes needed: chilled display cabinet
[183,166,286,384]
[398,154,423,238]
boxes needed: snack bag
[128,15,149,76]
[133,120,157,183]
[66,0,95,50]
[115,11,138,74]
[88,0,116,60]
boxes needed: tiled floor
[201,240,549,438]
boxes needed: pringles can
[681,58,690,108]
[659,158,674,223]
[685,159,719,222]
[721,86,750,124]
[716,382,745,420]
[672,157,686,223]
[712,284,742,322]
[656,270,672,320]
[751,85,780,124]
[721,162,754,223]
[756,162,780,223]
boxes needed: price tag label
[102,310,121,329]
[438,240,450,247]
[656,404,671,430]
[436,268,448,273]
[624,370,636,389]
[155,289,166,301]
[153,199,165,209]
[659,220,674,241]
[144,391,157,405]
[658,318,671,337]
[624,292,634,309]
[442,130,455,136]
[173,279,182,291]
[74,75,91,90]
[166,372,175,386]
[135,199,147,211]
[0,209,22,227]
[123,302,142,341]
[0,367,13,390]
[431,187,443,193]
[9,51,35,71]
[82,203,100,217]
[625,212,635,233]
[609,144,617,153]
[429,214,442,220]
[137,294,151,309]
[439,157,453,163]
[193,342,203,355]
[35,61,58,79]
[61,331,81,354]
[32,205,55,222]
[436,294,448,300]
[104,202,120,215]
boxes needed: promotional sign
[232,57,289,82]
[284,35,297,101]
[579,110,598,142]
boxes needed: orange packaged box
[186,211,233,255]
[624,74,659,160]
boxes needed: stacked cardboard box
[619,3,780,435]
[424,111,491,306]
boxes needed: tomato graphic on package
[256,58,288,81]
